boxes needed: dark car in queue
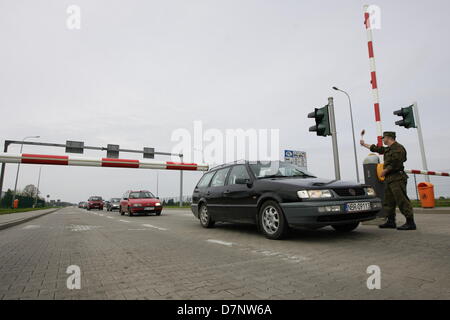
[119,190,162,216]
[106,198,121,211]
[191,160,382,240]
[87,196,103,210]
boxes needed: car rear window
[197,171,215,188]
[210,168,230,187]
[89,197,102,201]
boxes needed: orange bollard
[13,199,19,209]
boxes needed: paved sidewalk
[412,207,450,214]
[0,209,60,231]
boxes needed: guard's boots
[379,216,396,229]
[397,217,417,230]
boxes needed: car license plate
[144,207,154,211]
[345,202,371,212]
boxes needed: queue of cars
[78,191,163,216]
[76,160,382,240]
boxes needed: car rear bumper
[280,198,382,227]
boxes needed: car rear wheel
[199,204,214,228]
[259,201,289,240]
[332,222,360,232]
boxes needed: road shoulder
[0,208,61,231]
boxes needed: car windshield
[129,191,155,199]
[90,197,102,201]
[111,198,120,202]
[249,161,316,179]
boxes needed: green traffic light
[308,105,331,137]
[393,105,416,129]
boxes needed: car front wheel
[128,207,133,217]
[259,201,289,240]
[119,207,124,216]
[332,222,360,232]
[199,204,214,228]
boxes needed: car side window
[227,165,250,185]
[210,168,230,187]
[197,172,215,188]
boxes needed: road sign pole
[180,155,183,207]
[413,102,430,182]
[328,97,341,180]
[0,142,10,199]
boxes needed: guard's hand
[380,169,388,177]
[360,139,365,146]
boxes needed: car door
[192,171,215,208]
[120,192,129,212]
[207,167,231,221]
[222,165,256,223]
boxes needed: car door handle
[206,191,211,196]
[223,190,231,195]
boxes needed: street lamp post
[11,135,40,207]
[332,87,360,183]
[33,166,42,208]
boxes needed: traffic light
[308,105,331,137]
[393,105,416,129]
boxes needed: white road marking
[128,228,148,231]
[22,225,40,230]
[119,220,130,223]
[250,249,310,263]
[142,224,168,231]
[206,239,234,246]
[106,216,113,219]
[67,225,101,232]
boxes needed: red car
[119,190,162,216]
[87,196,104,210]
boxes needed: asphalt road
[0,207,448,300]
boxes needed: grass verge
[0,207,58,215]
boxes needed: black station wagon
[191,160,382,239]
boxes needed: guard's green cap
[383,131,396,139]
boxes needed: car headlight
[155,202,161,206]
[365,187,376,196]
[297,189,333,199]
[132,203,142,207]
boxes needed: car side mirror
[123,198,128,200]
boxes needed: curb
[0,208,61,231]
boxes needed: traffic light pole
[413,102,430,182]
[328,97,341,180]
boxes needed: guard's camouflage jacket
[370,142,408,184]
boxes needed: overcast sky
[1,0,449,203]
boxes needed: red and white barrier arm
[0,153,209,171]
[364,5,383,147]
[405,169,450,177]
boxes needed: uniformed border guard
[360,131,417,230]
